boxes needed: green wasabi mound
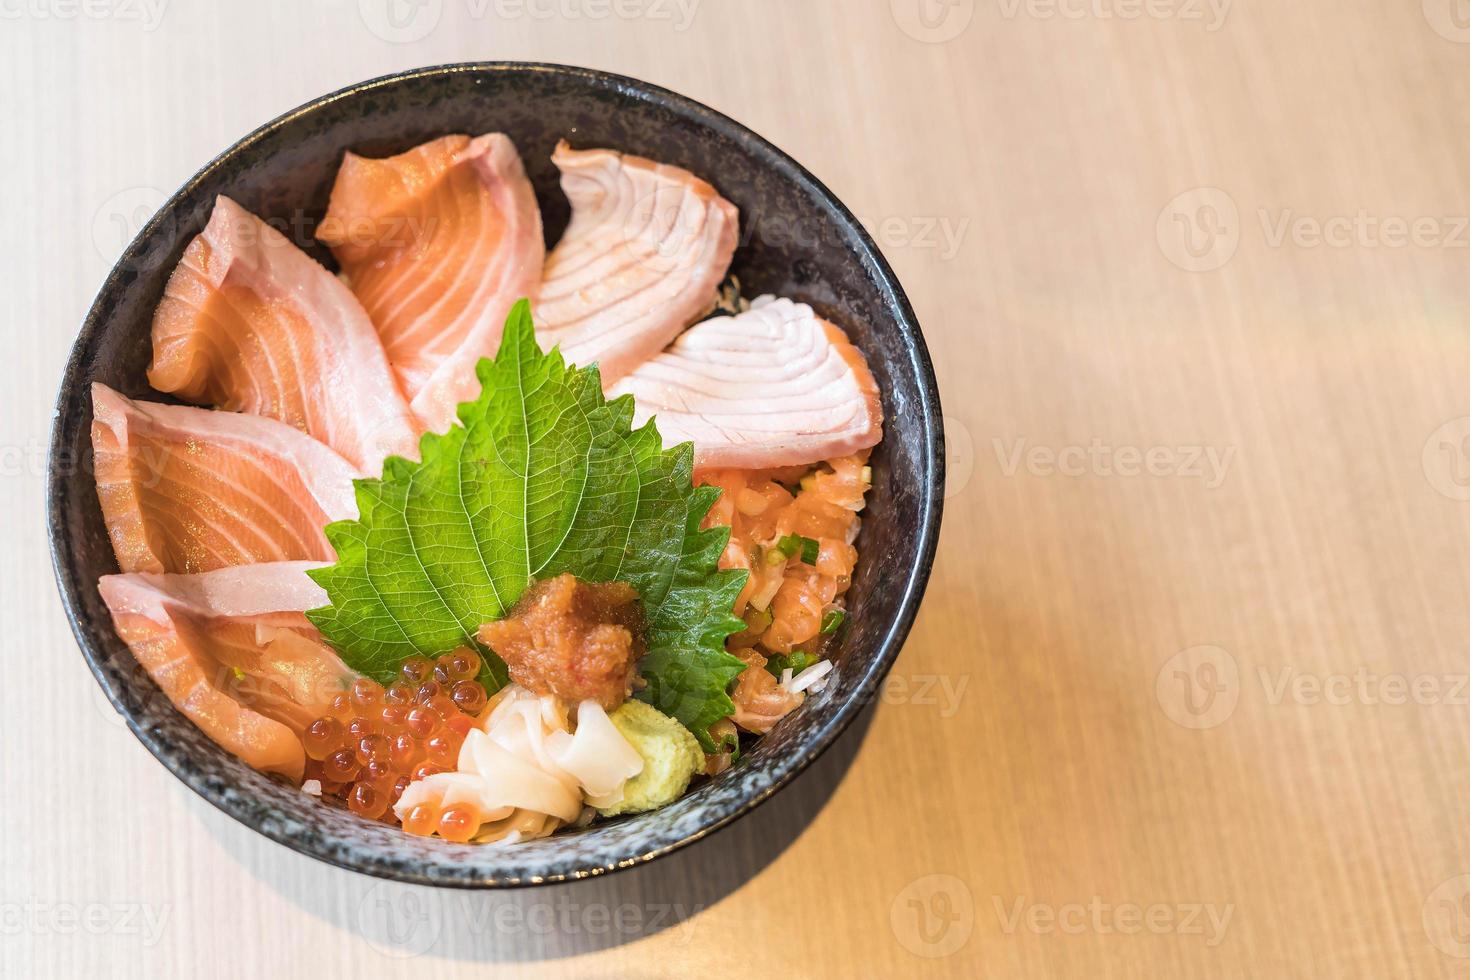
[597,700,703,817]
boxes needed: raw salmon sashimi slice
[535,141,738,386]
[148,196,421,472]
[98,562,355,781]
[91,384,360,575]
[317,133,544,430]
[608,297,884,469]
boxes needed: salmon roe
[398,798,490,845]
[301,648,488,825]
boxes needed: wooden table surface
[9,1,1470,976]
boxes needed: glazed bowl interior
[49,63,943,886]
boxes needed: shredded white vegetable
[749,573,784,612]
[788,659,834,694]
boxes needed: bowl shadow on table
[200,700,877,962]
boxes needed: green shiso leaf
[306,299,749,747]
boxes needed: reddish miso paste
[478,573,645,710]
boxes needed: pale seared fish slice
[148,196,421,472]
[317,133,544,431]
[98,562,354,782]
[535,141,739,386]
[608,297,884,469]
[90,384,360,574]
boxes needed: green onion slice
[820,608,846,634]
[776,533,820,565]
[765,650,818,678]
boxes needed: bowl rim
[48,60,945,887]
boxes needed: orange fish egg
[402,803,440,837]
[437,806,481,843]
[300,655,492,829]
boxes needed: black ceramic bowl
[48,63,944,887]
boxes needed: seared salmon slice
[535,141,738,386]
[90,384,360,574]
[98,562,353,781]
[608,297,884,469]
[318,133,543,430]
[148,196,421,472]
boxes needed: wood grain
[7,1,1470,975]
